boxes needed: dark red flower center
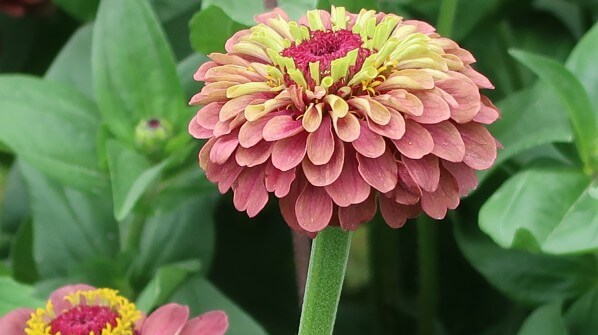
[147,118,161,129]
[49,306,118,335]
[281,30,371,87]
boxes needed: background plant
[0,0,597,334]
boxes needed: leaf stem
[417,215,438,335]
[437,0,458,37]
[298,227,352,335]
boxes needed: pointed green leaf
[510,49,598,171]
[201,0,264,26]
[53,0,99,21]
[279,0,318,20]
[517,303,568,335]
[189,6,248,55]
[93,0,186,143]
[0,277,44,316]
[566,23,598,114]
[0,75,108,193]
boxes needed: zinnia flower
[188,7,500,234]
[0,0,51,17]
[0,284,228,335]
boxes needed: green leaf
[518,303,568,335]
[20,162,119,279]
[93,0,186,143]
[0,277,44,316]
[189,6,248,55]
[480,166,598,254]
[136,260,201,312]
[106,140,167,221]
[565,287,598,335]
[10,220,39,284]
[566,23,598,114]
[0,163,30,234]
[150,0,200,21]
[46,24,94,100]
[279,0,318,20]
[53,0,99,21]
[0,75,108,193]
[201,0,264,26]
[455,222,598,305]
[171,276,267,335]
[131,193,215,286]
[510,49,598,171]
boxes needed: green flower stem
[417,215,438,335]
[437,0,458,36]
[298,227,353,335]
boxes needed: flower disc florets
[189,6,500,234]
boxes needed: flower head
[188,7,500,234]
[0,285,228,335]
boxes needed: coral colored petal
[235,140,273,167]
[209,134,239,164]
[220,94,263,122]
[421,171,460,219]
[395,160,423,205]
[460,66,494,89]
[50,284,96,314]
[457,122,498,170]
[325,148,371,207]
[233,168,268,217]
[188,115,213,139]
[238,114,277,148]
[382,90,424,116]
[195,102,223,130]
[194,61,217,81]
[271,132,308,171]
[180,311,229,335]
[409,91,451,124]
[307,117,334,165]
[442,161,478,196]
[423,121,466,162]
[367,108,406,140]
[404,20,436,34]
[263,115,304,141]
[402,155,440,193]
[379,196,420,228]
[302,138,344,186]
[265,163,296,198]
[295,185,333,232]
[357,150,398,193]
[142,304,189,335]
[280,181,306,234]
[199,138,216,170]
[436,72,481,123]
[392,120,434,159]
[302,103,323,133]
[0,308,34,335]
[205,157,243,193]
[338,193,376,230]
[473,96,500,124]
[352,122,386,158]
[332,113,361,142]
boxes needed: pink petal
[209,133,239,164]
[409,91,450,124]
[352,121,386,158]
[208,53,251,67]
[238,114,276,148]
[287,85,305,111]
[381,90,424,116]
[436,72,481,123]
[402,155,440,193]
[338,193,376,230]
[142,304,189,335]
[460,66,494,89]
[235,140,273,167]
[379,196,421,228]
[442,161,478,196]
[357,150,398,193]
[195,102,223,130]
[394,160,422,205]
[392,120,434,159]
[456,122,498,170]
[423,121,466,162]
[265,163,296,198]
[219,94,263,122]
[189,115,213,139]
[295,185,333,232]
[50,284,96,313]
[0,308,34,335]
[280,181,311,235]
[263,115,304,141]
[332,113,361,142]
[271,132,308,171]
[307,117,334,165]
[194,61,217,81]
[473,96,500,124]
[404,20,436,34]
[420,171,460,219]
[325,147,371,207]
[225,29,251,53]
[302,138,345,186]
[205,156,244,193]
[367,108,406,140]
[180,310,229,335]
[199,138,216,170]
[254,7,290,24]
[233,168,268,217]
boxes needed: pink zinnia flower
[188,7,500,234]
[0,0,51,17]
[0,284,228,335]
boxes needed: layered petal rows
[189,6,500,234]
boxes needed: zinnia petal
[180,310,229,335]
[142,304,189,335]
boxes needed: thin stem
[437,0,458,37]
[417,215,438,335]
[298,227,352,335]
